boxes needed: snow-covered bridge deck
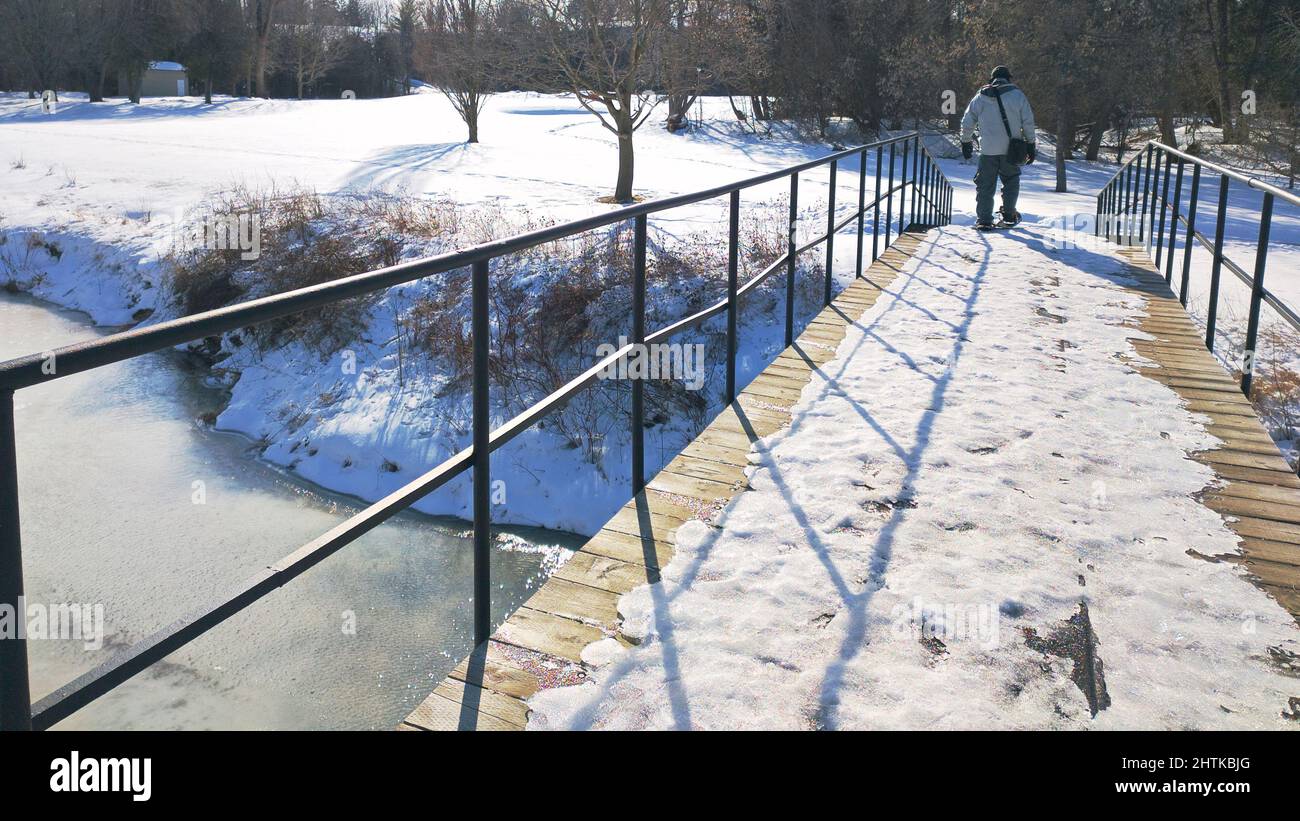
[401,225,1300,731]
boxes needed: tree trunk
[1055,106,1070,193]
[92,62,107,102]
[1158,108,1177,146]
[1084,104,1108,161]
[466,104,479,143]
[205,74,213,105]
[1208,0,1236,142]
[253,0,278,98]
[614,131,634,202]
[1085,120,1105,161]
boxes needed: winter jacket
[960,80,1036,157]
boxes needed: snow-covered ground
[529,224,1300,730]
[0,92,867,534]
[3,90,1298,729]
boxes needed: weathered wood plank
[495,606,606,663]
[404,692,521,732]
[1118,246,1300,626]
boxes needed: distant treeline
[1,1,1295,195]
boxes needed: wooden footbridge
[3,135,1297,731]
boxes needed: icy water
[1,292,579,729]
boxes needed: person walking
[960,65,1037,229]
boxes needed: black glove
[961,142,973,160]
[1025,143,1036,164]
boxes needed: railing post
[927,154,936,225]
[1119,166,1129,242]
[1154,151,1172,267]
[825,160,836,306]
[1178,163,1201,306]
[471,259,491,646]
[1241,193,1274,397]
[909,135,920,227]
[884,141,895,249]
[1164,160,1185,284]
[1124,160,1137,242]
[1139,144,1153,244]
[632,215,647,491]
[1206,175,1229,351]
[856,149,866,278]
[899,138,910,236]
[726,192,739,403]
[0,390,31,731]
[786,173,798,347]
[872,145,883,261]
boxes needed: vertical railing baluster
[632,215,646,491]
[885,141,895,249]
[1154,152,1172,267]
[856,149,866,278]
[825,160,836,306]
[899,138,910,236]
[1139,144,1153,244]
[1206,175,1229,352]
[928,154,937,225]
[872,145,883,261]
[1147,147,1163,252]
[1179,164,1200,306]
[1108,182,1116,241]
[1241,193,1274,397]
[910,135,920,227]
[1124,160,1137,242]
[726,191,739,403]
[1119,165,1130,242]
[0,389,31,731]
[471,258,491,645]
[786,173,798,347]
[1164,160,1185,284]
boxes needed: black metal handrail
[0,133,953,731]
[1096,140,1299,396]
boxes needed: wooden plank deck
[1116,244,1300,620]
[398,230,929,731]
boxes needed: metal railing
[1096,141,1300,395]
[0,132,953,731]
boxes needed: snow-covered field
[529,224,1300,730]
[0,91,862,534]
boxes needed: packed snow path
[520,224,1300,730]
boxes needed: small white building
[123,62,188,97]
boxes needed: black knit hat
[990,65,1012,81]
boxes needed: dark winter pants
[975,153,1021,224]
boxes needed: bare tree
[535,0,669,202]
[0,0,75,98]
[248,0,280,97]
[277,0,345,98]
[418,0,499,142]
[660,0,727,130]
[182,0,245,103]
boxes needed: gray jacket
[960,81,1036,156]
